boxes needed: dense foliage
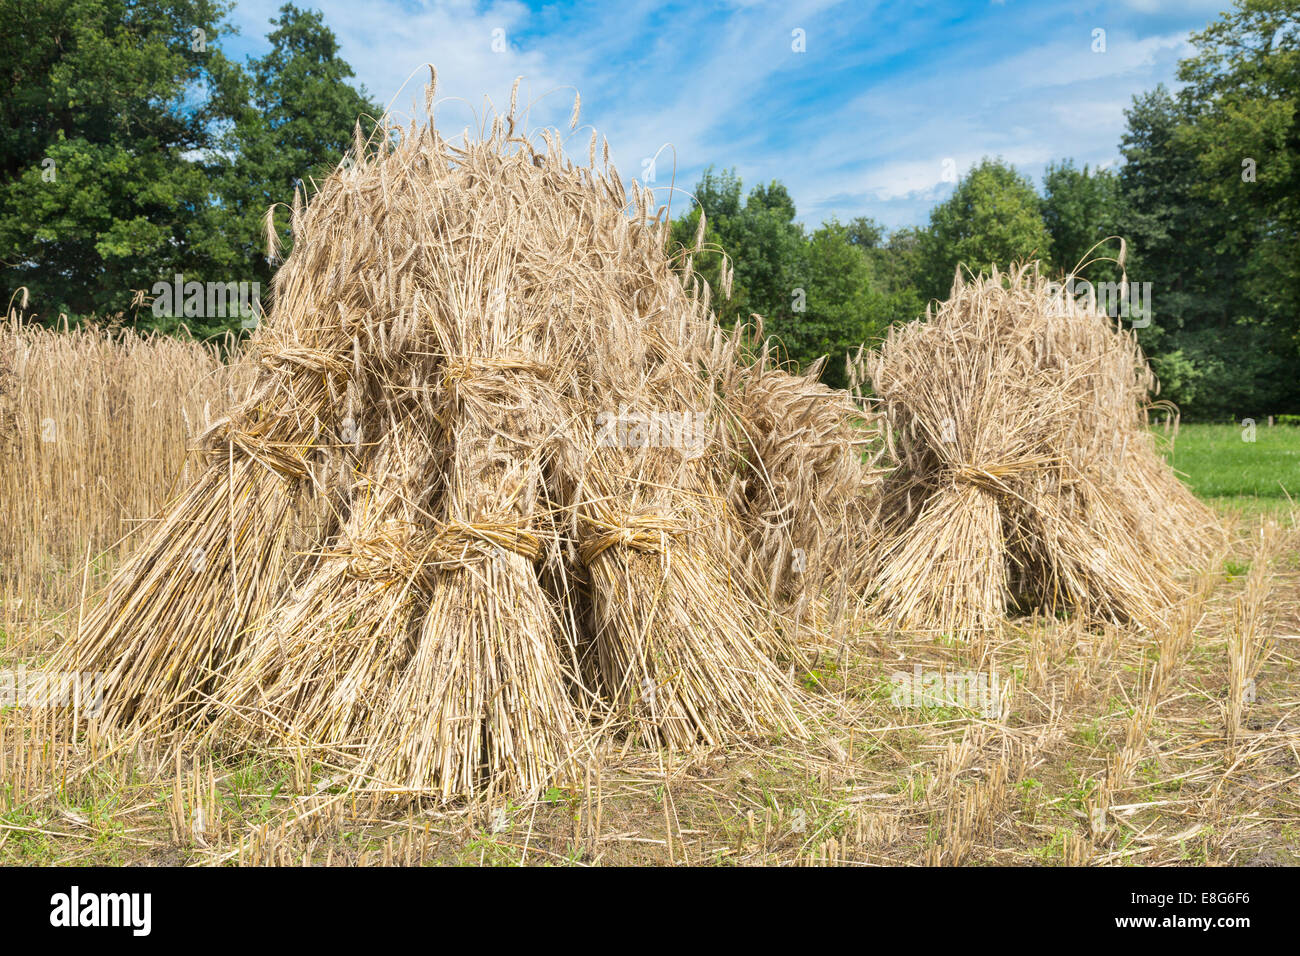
[0,0,377,336]
[2,0,1294,416]
[670,1,1298,416]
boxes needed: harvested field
[1,82,1296,868]
[2,502,1295,866]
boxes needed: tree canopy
[3,0,1295,418]
[918,158,1052,301]
[0,1,378,334]
[668,1,1297,417]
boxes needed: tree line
[673,1,1298,418]
[2,0,1295,419]
[1,0,379,337]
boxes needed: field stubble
[1,323,1296,866]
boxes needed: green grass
[1158,423,1299,500]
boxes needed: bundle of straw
[865,264,1223,634]
[718,344,885,615]
[51,75,841,801]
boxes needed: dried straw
[51,80,830,801]
[864,264,1224,634]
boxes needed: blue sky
[222,0,1230,230]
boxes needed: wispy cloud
[222,0,1223,230]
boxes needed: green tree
[1041,160,1123,282]
[207,2,380,304]
[670,167,805,332]
[845,216,886,250]
[788,219,892,387]
[672,170,911,386]
[1118,86,1233,413]
[1118,9,1298,423]
[0,0,244,318]
[1174,0,1299,416]
[918,158,1052,300]
[0,1,378,336]
[869,226,930,319]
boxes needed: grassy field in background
[1159,423,1298,506]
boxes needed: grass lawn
[1158,422,1299,502]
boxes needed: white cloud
[222,1,1210,229]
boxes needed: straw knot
[578,512,686,564]
[339,519,543,583]
[442,356,548,385]
[423,519,543,565]
[947,455,1059,493]
[340,526,417,582]
[207,425,310,480]
[259,346,349,379]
